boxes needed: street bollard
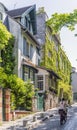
[33,116,37,122]
[41,113,44,118]
[23,119,28,127]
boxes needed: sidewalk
[0,107,58,130]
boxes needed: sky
[0,0,77,69]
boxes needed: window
[25,17,31,31]
[30,44,33,60]
[23,66,35,82]
[26,42,29,57]
[36,75,43,90]
[38,59,40,66]
[23,38,29,57]
[73,93,77,100]
[30,69,34,81]
[23,66,29,81]
[36,48,40,55]
[23,38,26,56]
[0,12,2,20]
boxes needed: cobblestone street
[0,104,77,130]
[33,104,77,130]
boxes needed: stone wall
[44,92,58,111]
[32,96,37,112]
[45,75,49,90]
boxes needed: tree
[0,22,12,83]
[0,22,11,49]
[46,9,77,33]
[1,36,15,74]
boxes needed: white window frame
[35,74,45,92]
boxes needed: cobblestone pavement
[33,112,72,130]
[0,108,57,130]
[0,105,76,130]
[33,104,77,130]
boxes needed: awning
[22,60,38,72]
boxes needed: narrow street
[33,104,77,130]
[3,103,77,130]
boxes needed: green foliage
[46,9,77,33]
[0,67,7,86]
[40,35,57,72]
[40,33,72,100]
[24,81,35,110]
[0,22,11,49]
[1,74,25,109]
[46,10,74,101]
[58,81,72,101]
[1,73,34,110]
[0,22,34,110]
[1,36,15,74]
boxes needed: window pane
[30,69,34,81]
[23,38,29,57]
[30,44,33,60]
[37,75,43,90]
[23,66,29,81]
[23,38,26,56]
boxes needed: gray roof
[0,2,8,11]
[6,6,32,17]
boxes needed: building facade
[71,67,77,102]
[35,7,72,103]
[0,3,40,84]
[0,3,72,115]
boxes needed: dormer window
[25,16,31,32]
[0,12,3,20]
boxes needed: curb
[25,114,54,130]
[0,108,56,130]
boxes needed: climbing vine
[40,35,57,72]
[1,36,15,75]
[40,31,72,101]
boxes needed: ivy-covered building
[35,66,61,111]
[35,7,72,104]
[0,2,72,114]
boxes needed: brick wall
[4,89,11,121]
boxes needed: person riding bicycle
[59,98,67,124]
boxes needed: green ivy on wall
[40,35,57,72]
[40,32,72,101]
[1,36,15,75]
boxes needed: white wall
[71,72,77,92]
